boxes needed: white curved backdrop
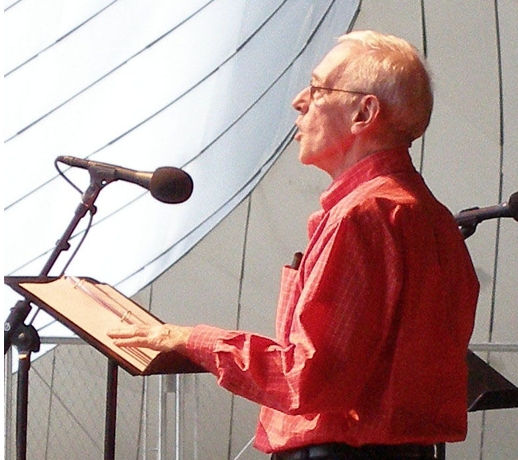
[4,0,360,335]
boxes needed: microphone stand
[4,171,116,460]
[455,191,518,239]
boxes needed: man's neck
[329,139,410,180]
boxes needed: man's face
[292,43,358,177]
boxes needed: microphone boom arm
[4,175,106,353]
[454,191,518,239]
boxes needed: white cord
[233,436,255,460]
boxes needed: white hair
[337,30,434,143]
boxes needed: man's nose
[292,86,310,114]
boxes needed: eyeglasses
[309,84,369,100]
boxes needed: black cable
[58,210,95,276]
[488,0,505,344]
[54,159,84,195]
[6,189,144,276]
[418,0,429,175]
[52,159,95,276]
[6,162,93,281]
[420,0,429,59]
[227,194,253,459]
[24,207,94,330]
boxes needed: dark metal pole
[15,355,30,460]
[104,360,119,460]
[12,325,40,460]
[6,177,106,460]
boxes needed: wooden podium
[5,275,206,460]
[4,276,205,375]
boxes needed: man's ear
[350,95,380,134]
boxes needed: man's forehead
[312,42,353,83]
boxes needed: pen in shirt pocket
[291,252,303,270]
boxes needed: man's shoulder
[332,175,422,217]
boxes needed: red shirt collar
[320,148,415,212]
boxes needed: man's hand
[107,324,193,352]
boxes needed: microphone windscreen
[150,167,193,204]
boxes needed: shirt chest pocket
[275,266,301,343]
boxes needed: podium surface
[5,276,205,375]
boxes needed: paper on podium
[5,276,205,376]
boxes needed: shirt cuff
[185,324,228,375]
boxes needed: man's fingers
[111,337,149,348]
[107,325,164,350]
[107,325,149,339]
[107,324,188,352]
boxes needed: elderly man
[109,31,479,460]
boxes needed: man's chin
[297,147,312,165]
[298,153,312,166]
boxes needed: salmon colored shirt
[185,148,479,453]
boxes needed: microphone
[454,191,518,227]
[57,156,193,204]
